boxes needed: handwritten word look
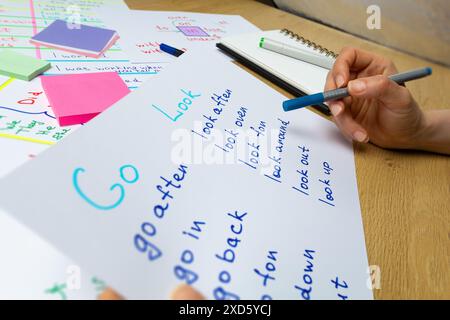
[293,145,311,196]
[214,106,248,153]
[152,89,201,122]
[318,161,335,207]
[191,89,232,139]
[238,120,267,170]
[264,118,290,184]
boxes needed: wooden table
[125,0,450,299]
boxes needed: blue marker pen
[160,43,185,57]
[282,67,432,112]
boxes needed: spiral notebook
[217,29,338,115]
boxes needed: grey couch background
[274,0,450,66]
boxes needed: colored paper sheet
[41,72,130,126]
[0,0,153,144]
[0,50,51,81]
[30,19,119,58]
[0,77,76,145]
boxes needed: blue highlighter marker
[160,43,184,57]
[283,67,432,112]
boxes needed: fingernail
[353,130,368,143]
[335,74,345,87]
[329,102,343,116]
[349,80,366,93]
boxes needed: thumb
[348,75,411,107]
[170,284,205,300]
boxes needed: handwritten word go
[72,165,139,210]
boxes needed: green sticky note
[0,50,51,81]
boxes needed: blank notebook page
[220,30,330,93]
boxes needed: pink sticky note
[41,72,130,126]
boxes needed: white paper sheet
[100,10,261,63]
[0,49,372,300]
[0,124,109,300]
[0,209,108,300]
[0,137,47,178]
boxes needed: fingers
[97,285,206,300]
[170,284,205,300]
[97,287,124,300]
[325,47,377,115]
[326,47,395,91]
[331,47,376,88]
[357,58,398,78]
[324,69,337,91]
[324,47,405,143]
[333,103,369,143]
[348,75,412,108]
[327,100,344,118]
[325,71,343,115]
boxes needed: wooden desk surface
[125,0,450,299]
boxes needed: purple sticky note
[176,26,209,37]
[30,19,118,57]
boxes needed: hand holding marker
[258,38,432,113]
[282,67,432,111]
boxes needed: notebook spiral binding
[280,29,338,59]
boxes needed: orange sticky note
[41,72,130,126]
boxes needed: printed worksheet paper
[0,0,131,299]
